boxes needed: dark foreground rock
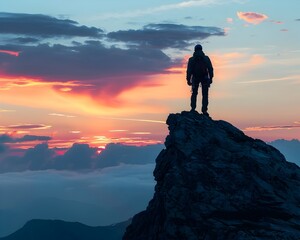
[123,111,300,240]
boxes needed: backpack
[192,56,207,79]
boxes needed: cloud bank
[0,13,225,100]
[0,142,164,173]
[0,165,155,237]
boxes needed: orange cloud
[237,11,268,25]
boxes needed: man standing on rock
[186,44,214,116]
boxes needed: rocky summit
[123,111,300,240]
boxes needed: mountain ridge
[0,219,130,240]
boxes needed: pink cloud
[0,50,20,57]
[226,18,233,24]
[237,11,268,25]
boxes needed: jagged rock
[123,111,300,240]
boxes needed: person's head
[194,44,202,52]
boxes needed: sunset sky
[1,1,300,236]
[1,0,300,155]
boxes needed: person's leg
[191,83,199,111]
[201,83,209,114]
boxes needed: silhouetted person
[186,44,214,116]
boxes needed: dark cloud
[0,134,51,143]
[6,124,51,130]
[0,135,11,143]
[96,143,163,168]
[0,142,164,173]
[296,19,300,21]
[0,136,51,171]
[107,23,225,49]
[22,143,56,170]
[0,143,55,172]
[53,143,97,170]
[3,42,173,80]
[0,41,176,97]
[12,37,40,44]
[18,135,51,142]
[0,12,103,38]
[0,143,7,153]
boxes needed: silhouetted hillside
[0,219,130,240]
[124,111,300,240]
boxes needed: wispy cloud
[109,130,128,133]
[131,132,152,135]
[70,131,81,134]
[99,116,165,124]
[6,124,52,130]
[0,109,15,113]
[269,20,283,25]
[49,113,76,118]
[237,75,299,84]
[237,11,268,25]
[244,123,300,132]
[93,0,236,20]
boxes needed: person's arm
[186,58,193,85]
[205,56,214,82]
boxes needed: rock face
[123,111,300,240]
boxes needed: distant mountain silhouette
[0,219,130,240]
[123,111,300,240]
[269,139,300,166]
